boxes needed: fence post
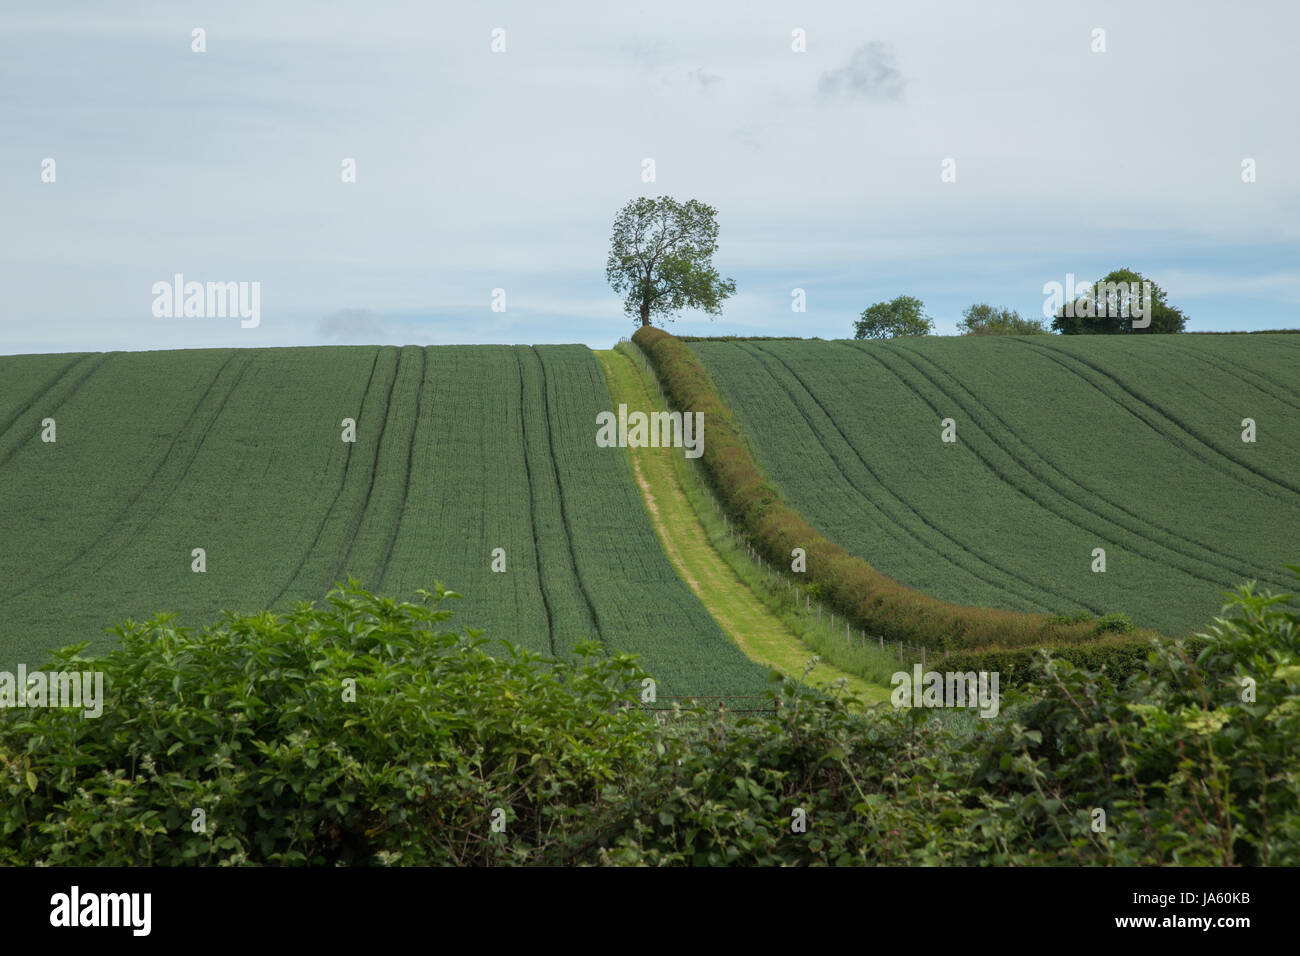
[879,634,884,651]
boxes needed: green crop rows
[0,345,767,696]
[688,334,1300,636]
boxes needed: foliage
[1051,268,1188,334]
[937,634,1194,687]
[605,196,736,328]
[4,573,1296,865]
[966,573,1300,865]
[0,582,658,866]
[854,295,933,340]
[957,303,1047,336]
[1095,612,1136,635]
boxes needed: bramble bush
[1,571,1296,865]
[0,581,658,866]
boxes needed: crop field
[0,345,767,696]
[688,334,1300,635]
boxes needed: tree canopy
[605,196,736,328]
[1051,268,1187,334]
[957,304,1047,336]
[853,295,933,339]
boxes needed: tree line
[604,195,1189,337]
[854,270,1188,339]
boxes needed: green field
[0,345,767,696]
[687,334,1300,635]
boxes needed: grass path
[597,348,889,705]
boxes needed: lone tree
[854,295,933,339]
[957,303,1047,335]
[1051,268,1187,334]
[606,196,736,328]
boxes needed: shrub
[957,303,1048,336]
[1094,612,1136,635]
[1,572,1297,866]
[0,581,656,866]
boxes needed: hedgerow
[632,325,1157,664]
[1,573,1296,865]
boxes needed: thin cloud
[727,124,769,151]
[818,42,907,102]
[688,67,722,90]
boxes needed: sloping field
[598,347,889,704]
[687,334,1300,635]
[0,345,767,695]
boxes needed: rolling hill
[0,344,767,696]
[686,334,1300,635]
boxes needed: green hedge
[632,325,1156,654]
[2,576,1295,865]
[935,634,1210,687]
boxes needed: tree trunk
[639,300,651,327]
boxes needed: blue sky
[2,0,1297,354]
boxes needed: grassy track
[0,345,768,696]
[689,335,1300,635]
[598,347,890,704]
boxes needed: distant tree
[1051,268,1187,334]
[957,304,1047,336]
[606,196,737,328]
[854,296,933,339]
